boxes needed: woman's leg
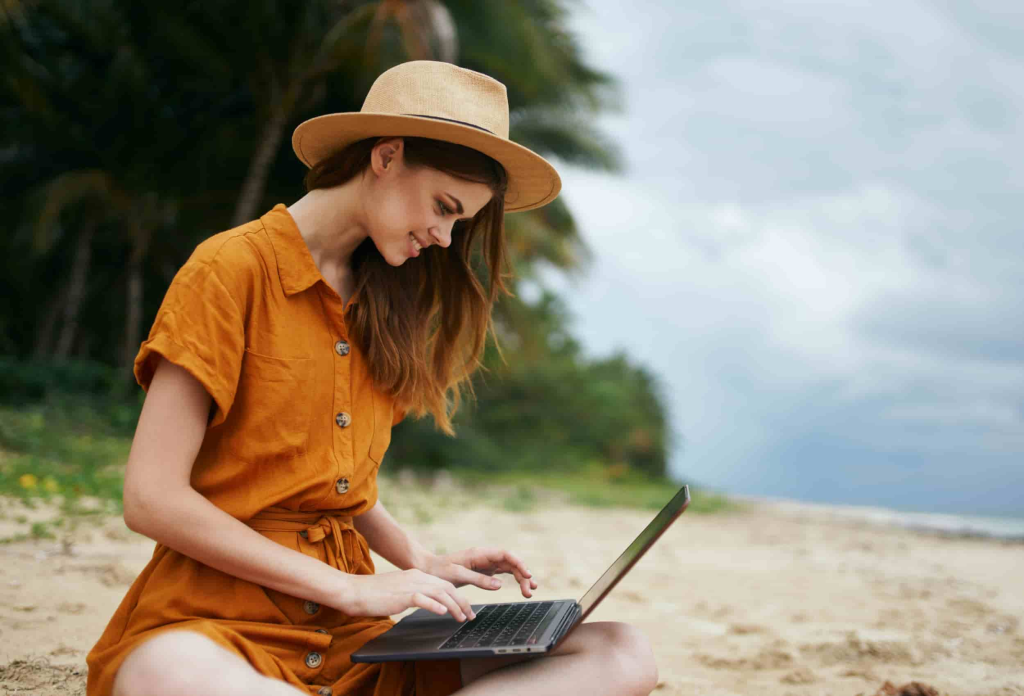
[112,630,306,696]
[457,621,658,696]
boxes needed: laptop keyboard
[439,602,554,650]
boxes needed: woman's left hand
[420,547,538,598]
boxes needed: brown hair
[304,136,510,435]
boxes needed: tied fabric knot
[301,515,357,571]
[246,508,374,576]
[305,520,332,543]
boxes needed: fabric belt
[246,508,361,574]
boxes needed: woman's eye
[438,201,451,216]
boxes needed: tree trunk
[231,104,291,228]
[54,218,96,360]
[121,223,152,376]
[32,289,64,360]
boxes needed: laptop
[351,484,690,662]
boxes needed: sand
[1,478,1022,696]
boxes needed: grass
[453,462,736,514]
[0,398,131,543]
[0,401,131,505]
[0,399,736,543]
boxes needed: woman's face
[364,138,494,266]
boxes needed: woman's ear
[372,137,405,176]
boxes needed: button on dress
[85,205,462,696]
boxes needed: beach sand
[1,477,1022,696]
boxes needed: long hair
[304,136,511,435]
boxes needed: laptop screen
[577,485,690,620]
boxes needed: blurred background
[1,0,1021,529]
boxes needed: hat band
[403,113,495,135]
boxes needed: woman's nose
[428,224,452,248]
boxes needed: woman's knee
[112,629,259,696]
[595,622,659,695]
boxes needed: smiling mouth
[409,232,423,252]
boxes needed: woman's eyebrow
[443,192,465,215]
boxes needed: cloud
[554,0,1024,516]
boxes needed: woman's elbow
[121,487,149,534]
[122,483,168,536]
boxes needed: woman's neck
[287,178,369,300]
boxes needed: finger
[495,552,533,587]
[519,574,533,598]
[489,549,531,579]
[492,564,532,597]
[495,563,533,593]
[434,583,475,622]
[428,588,466,622]
[456,565,503,591]
[411,592,447,616]
[444,582,477,621]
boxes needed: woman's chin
[371,240,409,266]
[384,251,410,267]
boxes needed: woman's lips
[409,232,422,257]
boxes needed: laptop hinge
[553,603,582,644]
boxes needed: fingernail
[492,579,501,588]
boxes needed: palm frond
[28,168,112,254]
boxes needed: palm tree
[4,0,623,368]
[159,0,461,229]
[4,0,194,368]
[182,0,621,267]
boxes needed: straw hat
[291,61,561,213]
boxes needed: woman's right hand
[336,569,477,622]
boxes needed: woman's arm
[352,499,432,571]
[356,492,538,597]
[122,357,478,621]
[123,356,353,608]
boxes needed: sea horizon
[721,490,1024,542]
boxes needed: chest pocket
[368,388,394,465]
[233,349,314,463]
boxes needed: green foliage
[30,520,55,539]
[388,291,672,477]
[501,485,538,513]
[0,365,726,514]
[0,357,136,407]
[0,391,136,504]
[1,1,686,489]
[456,464,733,514]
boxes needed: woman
[86,61,658,696]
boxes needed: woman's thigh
[458,620,610,687]
[460,621,659,695]
[112,630,275,696]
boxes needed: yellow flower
[42,477,60,493]
[19,473,38,490]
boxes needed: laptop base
[351,599,578,662]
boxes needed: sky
[540,0,1024,517]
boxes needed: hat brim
[292,113,561,213]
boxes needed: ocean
[729,493,1024,542]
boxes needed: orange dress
[85,204,462,696]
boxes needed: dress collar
[262,203,362,309]
[262,204,323,297]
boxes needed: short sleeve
[133,256,247,428]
